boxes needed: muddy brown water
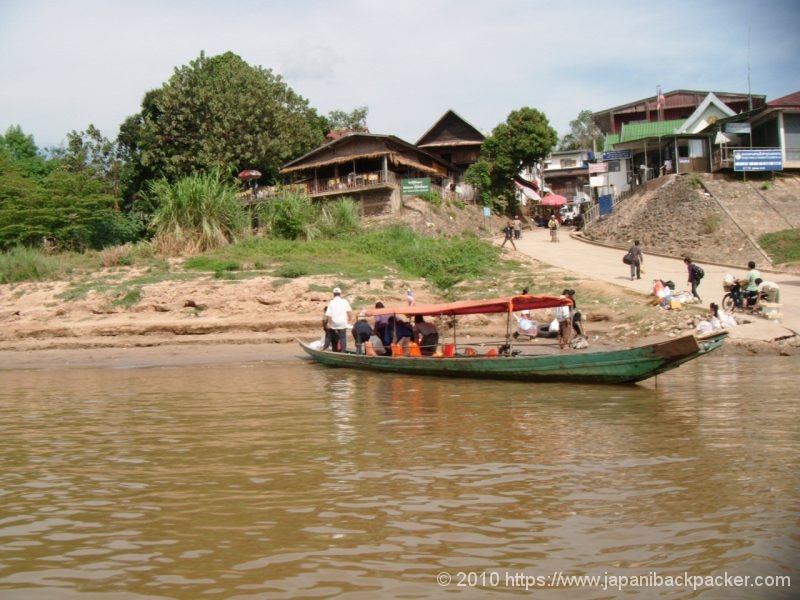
[1,352,797,599]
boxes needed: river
[0,352,797,599]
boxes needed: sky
[1,0,799,151]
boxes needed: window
[560,158,576,168]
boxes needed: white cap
[333,287,341,294]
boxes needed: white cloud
[1,0,798,149]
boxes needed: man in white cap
[325,287,353,352]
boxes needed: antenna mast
[747,26,753,111]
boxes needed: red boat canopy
[366,294,572,318]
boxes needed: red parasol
[540,193,568,206]
[238,169,262,180]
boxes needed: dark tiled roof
[767,91,800,107]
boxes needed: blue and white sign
[602,150,632,161]
[733,149,783,172]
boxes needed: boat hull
[299,332,728,385]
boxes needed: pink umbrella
[540,193,568,206]
[238,169,262,180]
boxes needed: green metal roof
[603,134,620,151]
[619,119,686,142]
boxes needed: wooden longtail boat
[299,294,728,385]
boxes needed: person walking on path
[684,257,703,303]
[512,215,522,240]
[628,240,644,280]
[500,221,517,250]
[548,214,560,242]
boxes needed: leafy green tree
[0,154,135,252]
[466,107,557,214]
[464,158,492,203]
[62,125,123,199]
[558,109,603,151]
[326,107,369,133]
[0,126,52,179]
[119,51,327,196]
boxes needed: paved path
[502,227,799,342]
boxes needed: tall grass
[0,246,58,283]
[317,198,360,238]
[147,168,249,255]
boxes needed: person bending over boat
[384,316,414,355]
[564,289,585,337]
[413,315,439,356]
[352,311,373,355]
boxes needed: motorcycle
[721,275,744,312]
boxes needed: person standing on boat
[325,287,353,353]
[373,301,389,342]
[555,293,572,350]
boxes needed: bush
[419,191,442,207]
[100,244,134,267]
[258,190,318,240]
[702,213,720,234]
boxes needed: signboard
[482,206,491,218]
[588,162,608,173]
[400,178,431,196]
[589,175,606,187]
[733,149,783,172]
[602,150,632,161]
[726,123,752,134]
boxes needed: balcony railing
[307,171,387,195]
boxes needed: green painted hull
[299,332,728,385]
